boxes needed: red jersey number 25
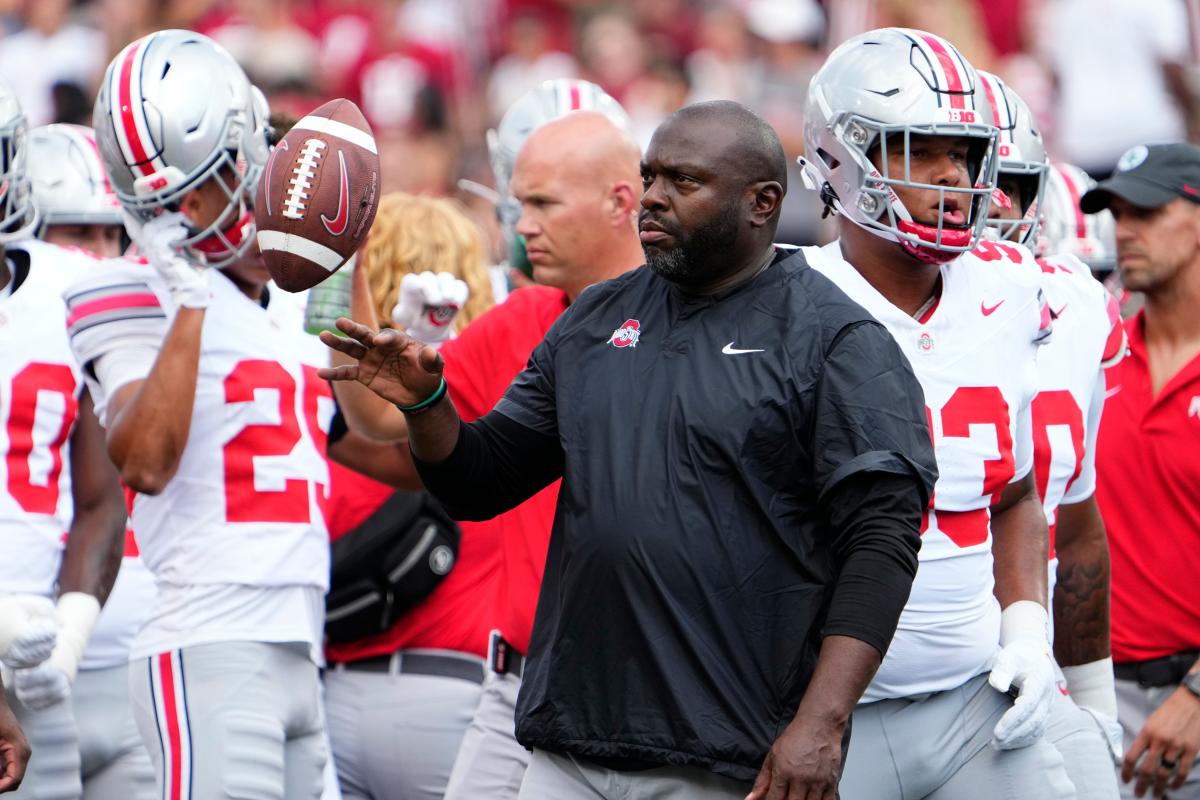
[223,360,331,525]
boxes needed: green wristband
[395,377,448,414]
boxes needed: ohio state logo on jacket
[608,319,641,348]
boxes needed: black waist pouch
[325,490,460,643]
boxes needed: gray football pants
[1045,685,1120,800]
[840,673,1077,800]
[443,670,529,800]
[73,665,154,800]
[516,749,749,800]
[130,641,325,800]
[4,685,80,800]
[1116,678,1200,799]
[324,656,483,800]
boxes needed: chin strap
[190,208,255,265]
[896,219,972,264]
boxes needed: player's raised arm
[67,210,213,496]
[99,310,206,494]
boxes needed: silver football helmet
[487,79,631,230]
[93,30,271,267]
[977,70,1047,247]
[800,28,1000,263]
[1038,162,1116,274]
[27,124,122,235]
[0,81,38,242]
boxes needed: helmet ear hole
[816,147,840,171]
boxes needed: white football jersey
[63,265,334,596]
[0,240,95,596]
[805,239,1049,701]
[1034,253,1125,601]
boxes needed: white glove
[13,662,70,710]
[0,595,57,669]
[123,210,211,309]
[1062,658,1124,764]
[390,271,469,346]
[989,601,1056,750]
[13,593,100,711]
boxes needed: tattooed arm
[1052,495,1111,666]
[1053,494,1123,764]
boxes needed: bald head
[661,101,788,192]
[516,111,641,189]
[510,111,645,300]
[639,101,787,292]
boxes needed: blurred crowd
[2,0,1198,248]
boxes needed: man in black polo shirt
[321,101,937,799]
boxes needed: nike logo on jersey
[321,150,350,236]
[1105,385,1122,400]
[981,299,1005,316]
[1051,304,1067,318]
[722,342,764,355]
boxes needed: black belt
[333,651,485,685]
[1114,650,1200,687]
[488,630,524,678]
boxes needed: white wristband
[1061,657,1119,718]
[1000,600,1049,645]
[51,593,101,682]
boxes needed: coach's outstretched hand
[318,318,444,408]
[746,711,843,800]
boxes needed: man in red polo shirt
[327,111,644,799]
[1086,143,1200,800]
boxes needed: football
[255,98,380,292]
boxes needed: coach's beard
[644,206,741,288]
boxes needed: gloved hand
[1062,658,1124,764]
[0,596,57,669]
[13,662,69,710]
[390,271,469,346]
[123,210,210,309]
[990,601,1056,750]
[13,594,99,711]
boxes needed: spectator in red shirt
[322,193,501,800]
[328,110,644,800]
[1085,143,1200,800]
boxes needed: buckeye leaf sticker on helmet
[255,98,380,292]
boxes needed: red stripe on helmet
[921,35,966,110]
[980,74,1001,127]
[74,125,118,202]
[117,42,153,177]
[1056,165,1088,240]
